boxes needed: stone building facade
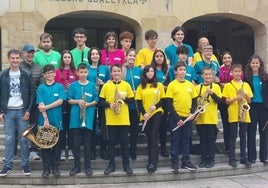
[0,0,267,69]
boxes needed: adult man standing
[71,27,90,68]
[0,49,35,177]
[33,32,61,68]
[20,44,43,160]
[192,37,219,66]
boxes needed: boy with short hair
[166,62,198,174]
[223,64,253,168]
[68,63,98,176]
[119,31,134,55]
[195,67,222,168]
[135,30,158,68]
[36,64,66,177]
[99,64,134,175]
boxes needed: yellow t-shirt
[192,52,219,66]
[195,83,222,125]
[222,80,253,123]
[135,82,165,120]
[99,80,134,126]
[166,79,198,117]
[135,47,155,67]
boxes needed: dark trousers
[197,125,217,160]
[159,110,168,149]
[248,103,268,161]
[144,112,162,164]
[169,115,193,163]
[70,128,92,169]
[219,103,230,151]
[41,139,61,172]
[129,109,139,155]
[59,101,72,151]
[229,122,248,159]
[107,126,130,166]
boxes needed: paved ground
[2,171,268,188]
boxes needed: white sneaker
[60,150,66,161]
[29,151,40,160]
[68,150,74,160]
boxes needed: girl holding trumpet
[195,67,222,168]
[222,64,253,168]
[135,65,165,173]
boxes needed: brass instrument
[237,82,250,122]
[22,124,59,149]
[80,87,86,127]
[113,82,124,115]
[142,89,160,131]
[197,89,210,114]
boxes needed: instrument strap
[230,80,243,92]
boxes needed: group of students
[0,25,268,179]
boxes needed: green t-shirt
[33,50,61,68]
[70,47,90,68]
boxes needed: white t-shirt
[7,70,23,108]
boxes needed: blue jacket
[0,68,35,113]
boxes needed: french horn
[22,124,59,149]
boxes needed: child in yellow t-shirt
[195,67,222,168]
[99,64,134,175]
[222,64,253,168]
[166,62,198,173]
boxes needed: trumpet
[80,87,86,127]
[237,82,250,122]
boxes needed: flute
[172,103,209,132]
[142,89,160,132]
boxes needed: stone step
[0,162,267,185]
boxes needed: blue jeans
[4,109,29,168]
[169,114,193,163]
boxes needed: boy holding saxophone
[222,64,253,168]
[195,67,222,168]
[99,64,134,175]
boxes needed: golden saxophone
[22,124,59,149]
[237,82,250,122]
[113,82,124,115]
[80,87,86,127]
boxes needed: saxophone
[80,87,86,127]
[113,82,124,115]
[237,82,250,122]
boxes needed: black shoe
[69,167,81,176]
[229,158,237,167]
[85,168,93,176]
[146,163,157,173]
[181,160,197,171]
[249,159,256,164]
[123,165,133,175]
[260,160,268,165]
[199,159,207,168]
[161,148,169,157]
[52,167,60,177]
[240,159,251,168]
[104,165,115,175]
[42,170,50,177]
[223,150,229,155]
[171,161,179,174]
[205,160,214,168]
